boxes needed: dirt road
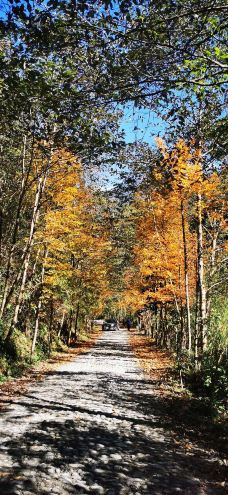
[0,329,224,494]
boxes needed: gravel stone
[110,453,122,461]
[91,483,105,494]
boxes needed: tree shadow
[0,332,227,495]
[0,378,227,494]
[1,414,224,495]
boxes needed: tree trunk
[206,230,218,318]
[58,310,66,338]
[194,258,199,368]
[30,247,48,360]
[74,302,80,339]
[159,305,164,346]
[196,192,207,363]
[178,265,184,354]
[67,309,73,345]
[5,170,47,341]
[13,176,45,323]
[48,297,54,356]
[0,135,32,318]
[181,198,192,353]
[0,206,3,265]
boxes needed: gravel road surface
[0,329,219,494]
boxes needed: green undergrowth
[175,351,228,421]
[0,326,95,382]
[0,330,33,380]
[174,302,228,421]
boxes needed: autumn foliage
[121,140,227,368]
[0,146,112,363]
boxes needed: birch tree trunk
[0,135,34,318]
[206,229,219,319]
[30,247,48,360]
[58,310,66,338]
[74,302,80,339]
[48,297,54,356]
[13,174,46,323]
[181,198,192,353]
[196,192,207,363]
[67,309,73,345]
[194,259,199,368]
[5,169,48,341]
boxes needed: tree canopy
[0,0,227,410]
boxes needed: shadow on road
[1,413,226,495]
[0,330,227,495]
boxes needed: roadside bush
[178,298,228,417]
[36,324,50,358]
[0,329,31,377]
[51,335,68,352]
[201,298,228,414]
[0,355,10,380]
[5,329,31,362]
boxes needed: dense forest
[0,0,227,413]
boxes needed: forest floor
[0,328,227,495]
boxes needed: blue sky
[0,1,167,188]
[120,104,167,146]
[97,105,168,190]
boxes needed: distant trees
[41,149,111,347]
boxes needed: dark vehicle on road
[102,318,119,331]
